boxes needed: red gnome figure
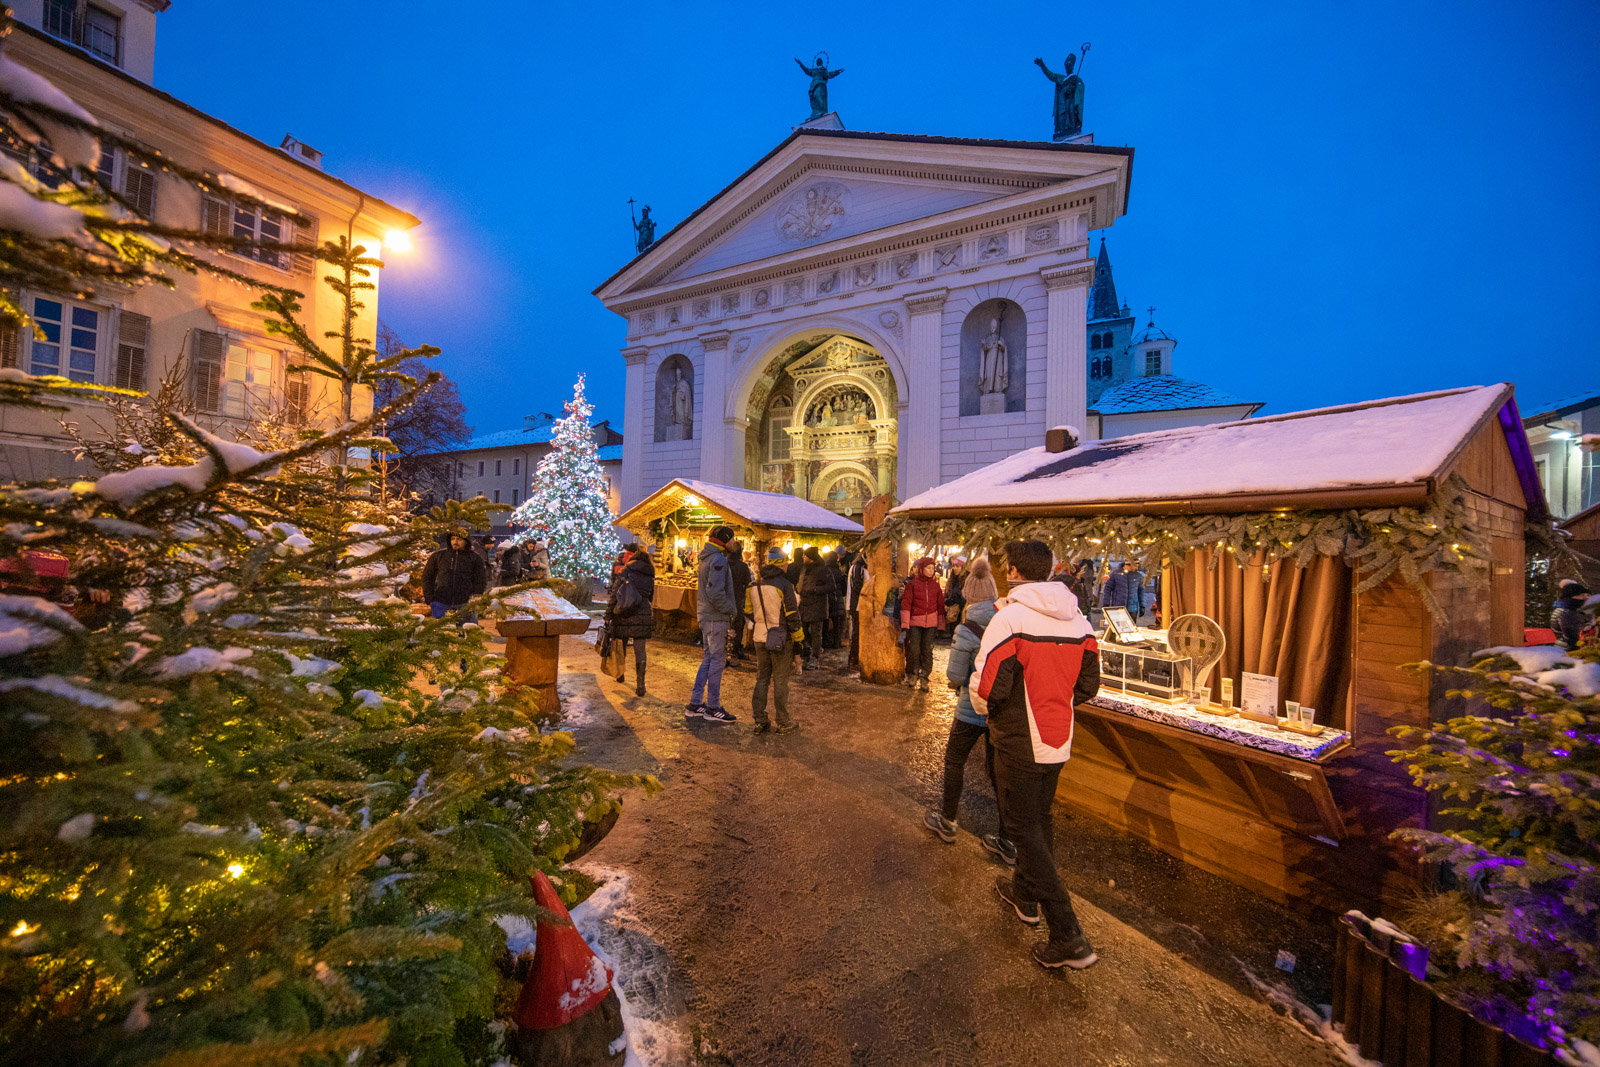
[510,870,626,1066]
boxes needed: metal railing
[41,4,121,67]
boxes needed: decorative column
[697,331,731,483]
[901,288,947,498]
[620,347,648,510]
[1040,263,1096,437]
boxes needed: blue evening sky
[159,1,1599,436]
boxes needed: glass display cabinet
[1099,645,1195,704]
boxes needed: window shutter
[191,329,223,412]
[285,374,309,426]
[201,195,230,238]
[292,214,319,275]
[114,310,149,390]
[122,162,156,218]
[0,322,18,369]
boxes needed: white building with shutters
[0,2,418,481]
[594,128,1133,518]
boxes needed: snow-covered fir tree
[508,375,620,580]
[0,28,651,1065]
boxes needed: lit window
[221,342,277,418]
[231,203,287,269]
[29,297,99,382]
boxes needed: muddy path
[557,633,1340,1066]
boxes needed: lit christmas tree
[509,375,620,581]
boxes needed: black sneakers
[923,809,957,842]
[700,707,736,725]
[981,833,1018,867]
[685,703,705,719]
[1031,934,1099,970]
[994,877,1041,926]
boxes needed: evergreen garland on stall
[507,375,620,581]
[860,476,1489,622]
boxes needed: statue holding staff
[1034,43,1089,140]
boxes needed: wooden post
[858,494,905,685]
[990,538,1011,598]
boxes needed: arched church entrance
[741,334,898,518]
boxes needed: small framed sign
[1102,606,1142,643]
[1239,672,1280,725]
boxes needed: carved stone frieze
[774,181,850,242]
[934,242,962,271]
[1040,263,1096,290]
[692,299,710,320]
[978,233,1009,262]
[892,253,918,280]
[667,306,681,326]
[783,278,804,302]
[754,287,770,308]
[854,262,876,287]
[904,288,948,316]
[1024,221,1059,251]
[640,310,655,330]
[878,309,903,339]
[722,293,739,314]
[817,270,839,295]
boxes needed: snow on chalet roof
[623,479,862,535]
[1091,376,1258,415]
[896,384,1514,517]
[597,444,623,462]
[1521,387,1600,423]
[460,426,556,452]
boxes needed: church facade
[594,128,1134,516]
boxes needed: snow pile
[188,583,238,615]
[1478,645,1600,697]
[154,646,253,679]
[94,430,282,508]
[494,913,536,957]
[269,523,313,554]
[0,594,84,656]
[0,178,85,239]
[0,56,100,170]
[284,653,341,678]
[1232,955,1381,1067]
[343,523,396,559]
[0,674,138,714]
[215,173,297,214]
[350,689,385,709]
[570,864,690,1067]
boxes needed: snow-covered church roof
[896,384,1523,517]
[1091,376,1259,415]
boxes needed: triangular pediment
[595,130,1133,302]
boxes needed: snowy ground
[553,633,1348,1066]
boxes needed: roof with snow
[461,426,556,451]
[1091,376,1259,415]
[1134,321,1174,344]
[1521,387,1600,424]
[598,444,623,463]
[619,478,862,537]
[896,384,1534,517]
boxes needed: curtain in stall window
[1169,549,1352,728]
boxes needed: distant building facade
[1083,238,1261,437]
[0,3,417,481]
[420,413,624,537]
[1523,389,1599,518]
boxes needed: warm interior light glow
[675,537,688,548]
[384,228,412,253]
[227,863,245,879]
[10,920,38,936]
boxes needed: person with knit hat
[422,527,487,619]
[900,555,946,691]
[1552,578,1592,652]
[748,545,803,733]
[688,525,738,724]
[924,556,1017,864]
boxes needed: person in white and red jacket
[970,539,1102,970]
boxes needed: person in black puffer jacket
[1551,579,1591,652]
[798,545,838,669]
[607,545,655,696]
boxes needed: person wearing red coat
[900,555,946,691]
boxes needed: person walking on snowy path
[748,546,802,733]
[798,545,837,670]
[900,556,946,691]
[972,540,1102,970]
[924,558,1016,864]
[606,544,654,697]
[688,525,738,724]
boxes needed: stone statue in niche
[670,368,693,439]
[979,318,1009,397]
[1035,44,1089,141]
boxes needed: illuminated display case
[1099,645,1195,704]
